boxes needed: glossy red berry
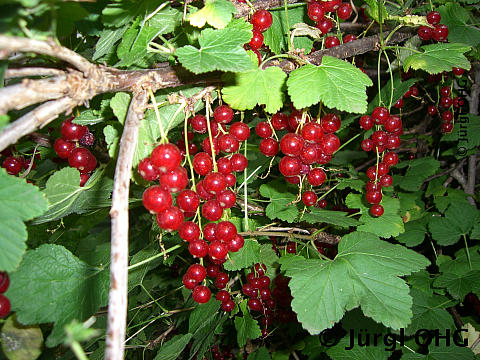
[221,299,235,312]
[68,147,97,174]
[307,168,326,186]
[427,105,437,116]
[417,26,432,41]
[366,190,382,204]
[0,294,11,318]
[372,106,390,125]
[143,185,173,213]
[321,113,341,133]
[229,122,250,142]
[359,115,374,130]
[80,173,90,187]
[432,24,449,42]
[441,111,453,122]
[394,98,404,109]
[2,156,23,175]
[323,0,341,12]
[442,122,454,133]
[206,263,220,278]
[320,134,340,155]
[151,143,182,173]
[251,10,273,32]
[138,157,160,181]
[225,173,236,187]
[0,272,10,294]
[189,240,209,258]
[370,204,384,217]
[202,137,220,156]
[202,200,223,221]
[204,172,227,194]
[54,138,75,159]
[426,11,441,25]
[317,199,327,208]
[209,241,228,260]
[301,122,324,143]
[216,189,236,209]
[214,105,234,124]
[187,264,207,282]
[325,36,340,49]
[183,274,197,289]
[203,223,217,242]
[249,30,264,50]
[343,34,357,43]
[176,189,200,213]
[372,130,388,146]
[279,156,302,176]
[218,134,239,153]
[61,117,87,141]
[337,2,352,19]
[452,67,465,76]
[191,115,207,133]
[383,151,399,166]
[256,122,273,138]
[361,138,374,152]
[248,297,263,312]
[384,115,402,133]
[159,166,188,193]
[300,144,319,165]
[259,138,279,157]
[179,221,201,242]
[280,133,304,156]
[302,191,318,206]
[440,96,453,108]
[215,221,237,242]
[192,285,211,304]
[193,152,213,176]
[156,206,184,231]
[440,86,451,97]
[308,2,325,22]
[216,289,230,303]
[380,174,393,187]
[316,17,333,34]
[271,113,288,130]
[230,154,248,172]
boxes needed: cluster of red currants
[417,11,449,42]
[307,0,353,48]
[241,263,274,337]
[1,147,35,176]
[256,109,340,208]
[211,344,233,360]
[359,107,401,217]
[140,104,250,304]
[271,274,297,324]
[247,10,273,61]
[0,272,10,318]
[427,80,465,134]
[53,117,96,186]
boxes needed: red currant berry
[251,10,273,32]
[151,143,182,173]
[187,264,207,282]
[54,138,75,159]
[427,105,437,116]
[383,152,399,166]
[143,185,173,213]
[343,34,357,43]
[259,138,279,157]
[68,147,97,174]
[0,272,10,294]
[271,112,288,130]
[214,105,234,124]
[300,143,320,165]
[361,138,374,152]
[317,199,327,208]
[216,289,230,303]
[307,168,326,186]
[432,24,449,42]
[384,115,402,133]
[440,86,451,97]
[337,2,352,20]
[215,272,229,288]
[216,189,237,209]
[179,221,201,242]
[452,67,465,76]
[225,173,236,187]
[191,115,207,133]
[0,294,11,318]
[215,221,237,242]
[278,156,302,176]
[366,190,382,204]
[230,154,248,172]
[248,297,263,311]
[441,122,454,133]
[317,152,332,164]
[60,117,87,141]
[222,299,235,312]
[441,111,453,122]
[316,17,333,34]
[380,174,393,187]
[301,122,324,143]
[249,30,264,50]
[372,106,390,125]
[440,96,453,108]
[189,240,209,258]
[159,166,188,193]
[426,11,441,25]
[2,156,23,175]
[321,113,341,133]
[320,133,340,155]
[372,130,388,146]
[156,206,184,231]
[192,285,211,304]
[325,36,340,49]
[229,122,250,142]
[218,134,239,153]
[308,2,325,22]
[202,137,220,156]
[302,191,318,206]
[370,204,384,217]
[138,157,160,181]
[183,274,198,289]
[287,110,303,132]
[176,189,200,213]
[204,172,227,194]
[417,26,432,41]
[206,263,220,278]
[386,134,401,149]
[323,0,341,12]
[227,234,245,252]
[202,200,223,221]
[286,241,296,254]
[394,98,404,109]
[193,152,213,176]
[256,122,273,138]
[359,115,374,130]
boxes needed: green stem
[128,244,182,271]
[383,49,395,109]
[336,133,361,152]
[204,95,217,171]
[244,140,249,231]
[284,0,292,52]
[148,89,167,143]
[377,51,383,106]
[464,234,472,270]
[71,341,89,360]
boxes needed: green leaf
[402,342,475,359]
[189,0,237,29]
[223,240,278,273]
[393,157,440,191]
[434,271,480,299]
[175,27,252,74]
[438,3,480,46]
[259,180,299,223]
[302,208,360,228]
[222,66,287,113]
[293,36,314,54]
[0,169,47,271]
[428,202,479,246]
[438,246,480,277]
[396,217,428,247]
[189,298,221,334]
[263,7,306,55]
[72,110,105,126]
[326,335,389,359]
[32,168,113,225]
[287,59,373,113]
[280,231,430,334]
[336,177,365,192]
[247,347,271,360]
[403,43,472,74]
[93,25,129,61]
[434,188,470,213]
[404,288,456,336]
[110,92,131,125]
[471,223,480,240]
[345,194,404,238]
[364,0,388,23]
[5,244,109,346]
[234,302,262,347]
[367,76,418,113]
[442,114,480,152]
[128,247,157,292]
[103,125,120,158]
[154,334,193,360]
[0,315,43,360]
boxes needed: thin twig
[4,67,65,78]
[105,90,149,360]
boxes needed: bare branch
[0,97,77,151]
[105,90,149,360]
[0,76,69,115]
[4,67,66,79]
[0,35,94,74]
